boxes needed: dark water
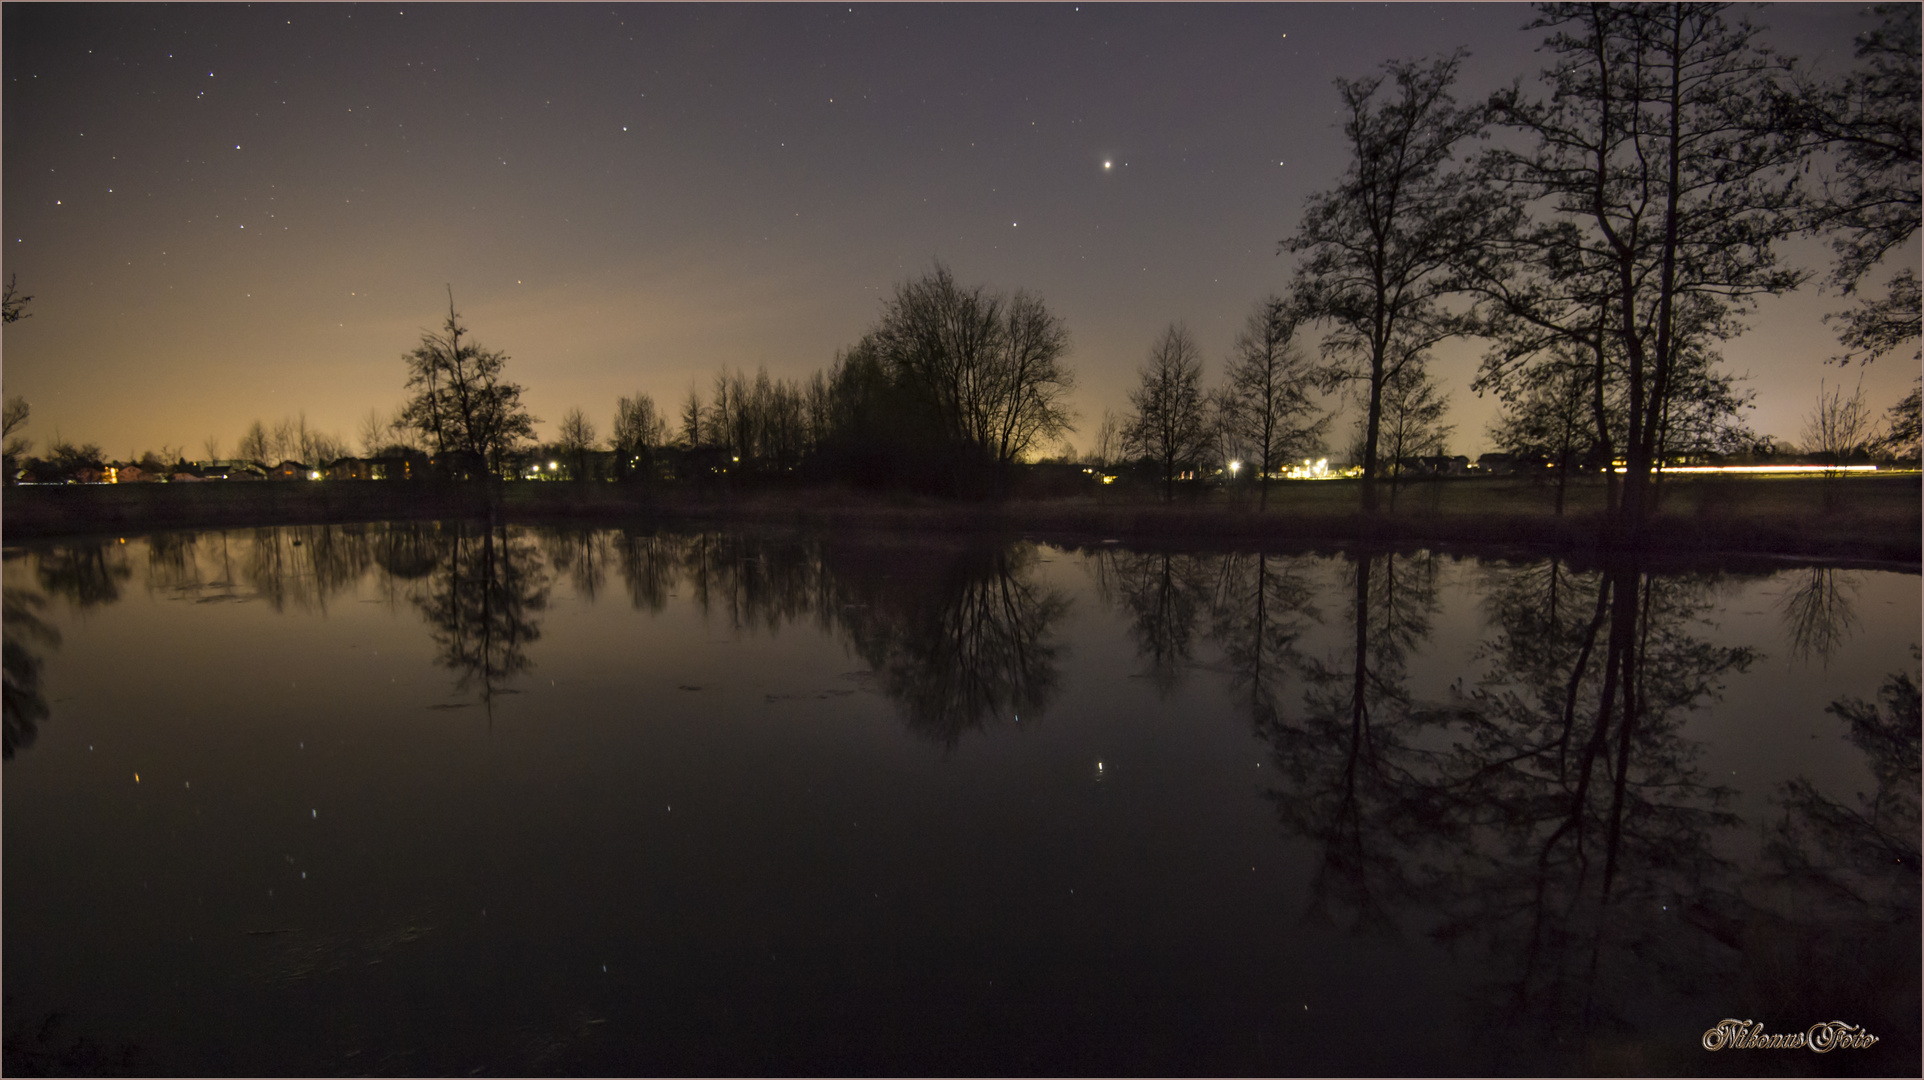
[3,522,1917,1076]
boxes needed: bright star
[1103,160,1112,170]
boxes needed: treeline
[536,262,1076,494]
[5,4,1918,525]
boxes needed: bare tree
[1372,361,1453,510]
[236,421,270,464]
[358,408,390,457]
[1804,378,1874,472]
[1485,4,1809,539]
[2,275,30,324]
[1877,379,1921,462]
[1285,52,1494,513]
[1487,341,1605,516]
[271,416,299,463]
[201,435,221,463]
[1123,324,1212,503]
[556,407,598,480]
[4,397,30,458]
[1219,295,1330,510]
[401,291,537,477]
[679,387,703,448]
[613,392,668,478]
[873,263,1075,468]
[1791,4,1921,364]
[1091,409,1119,468]
[3,397,30,480]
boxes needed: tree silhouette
[831,541,1069,750]
[1484,4,1808,540]
[870,263,1076,472]
[401,292,537,478]
[1790,4,1921,364]
[3,584,61,760]
[1285,52,1495,513]
[2,274,31,323]
[1095,548,1217,695]
[1218,297,1328,511]
[1122,324,1211,503]
[414,522,550,713]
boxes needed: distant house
[270,460,312,481]
[426,450,489,481]
[327,457,374,481]
[1476,452,1518,476]
[194,460,269,481]
[113,462,156,483]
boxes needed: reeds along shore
[2,475,1918,564]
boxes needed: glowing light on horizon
[1610,464,1883,474]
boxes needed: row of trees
[6,6,1915,511]
[1264,2,1919,534]
[526,262,1077,492]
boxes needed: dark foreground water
[3,522,1917,1077]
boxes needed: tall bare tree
[1123,324,1212,503]
[1285,52,1495,513]
[1877,379,1921,462]
[556,407,598,481]
[236,421,270,464]
[873,263,1075,469]
[1791,3,1921,364]
[2,275,30,324]
[613,392,668,478]
[1485,3,1808,540]
[3,397,30,481]
[1371,360,1453,510]
[1804,378,1873,468]
[401,291,537,478]
[1219,295,1329,510]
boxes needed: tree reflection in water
[1206,551,1319,728]
[1093,549,1214,694]
[1085,542,1915,1068]
[538,526,614,604]
[829,540,1069,750]
[1266,550,1446,937]
[1774,565,1861,667]
[414,521,551,712]
[1411,559,1755,1068]
[615,531,1072,749]
[1755,648,1921,1062]
[611,529,679,614]
[7,540,129,760]
[3,572,60,759]
[33,539,131,609]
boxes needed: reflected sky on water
[4,524,1917,1075]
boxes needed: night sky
[3,3,1915,462]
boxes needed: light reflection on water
[2,523,1917,1075]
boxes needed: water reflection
[830,541,1069,749]
[1,523,1915,1073]
[1094,550,1214,694]
[417,522,551,711]
[2,573,60,760]
[1205,552,1319,727]
[1774,566,1861,667]
[34,539,130,608]
[1089,545,1917,1068]
[1262,551,1446,937]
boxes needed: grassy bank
[3,474,1917,564]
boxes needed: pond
[3,522,1917,1076]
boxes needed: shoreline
[3,476,1918,567]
